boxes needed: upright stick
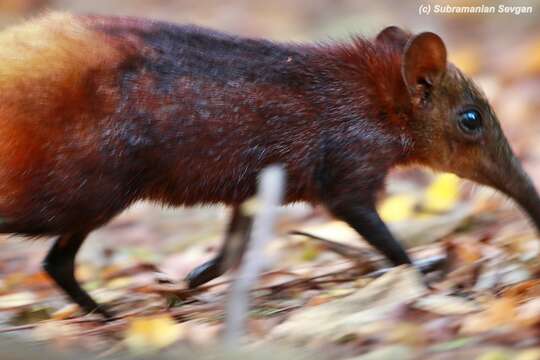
[224,165,286,345]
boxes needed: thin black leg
[42,232,113,319]
[187,206,252,288]
[328,203,412,266]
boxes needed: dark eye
[458,109,482,133]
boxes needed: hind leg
[43,232,113,319]
[186,206,252,288]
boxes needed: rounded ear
[375,26,411,51]
[401,32,447,98]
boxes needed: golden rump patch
[0,13,129,211]
[0,12,125,103]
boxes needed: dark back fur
[0,15,410,236]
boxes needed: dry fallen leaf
[387,322,427,347]
[476,350,512,360]
[0,292,38,310]
[378,194,417,223]
[502,280,540,300]
[422,173,461,213]
[32,321,78,342]
[460,297,518,335]
[413,294,481,315]
[271,266,426,341]
[51,304,79,320]
[294,221,361,245]
[183,320,221,345]
[125,315,185,353]
[515,349,540,360]
[516,298,540,327]
[391,205,472,248]
[345,345,414,360]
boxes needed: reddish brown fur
[0,12,536,239]
[2,13,539,317]
[0,15,503,233]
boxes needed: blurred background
[0,0,538,356]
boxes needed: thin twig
[289,230,381,267]
[0,323,36,334]
[224,165,285,345]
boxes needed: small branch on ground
[289,230,381,270]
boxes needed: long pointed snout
[489,146,540,233]
[502,161,540,233]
